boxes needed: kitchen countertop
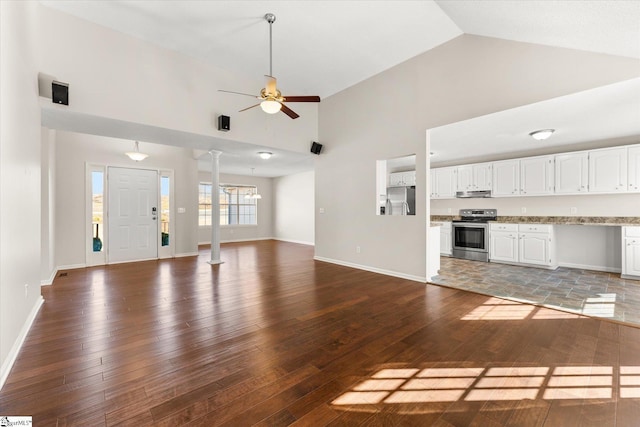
[430,215,640,226]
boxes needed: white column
[208,150,223,265]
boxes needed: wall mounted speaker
[52,81,69,105]
[310,141,322,155]
[217,115,230,132]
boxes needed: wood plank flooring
[1,240,640,426]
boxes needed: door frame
[85,163,175,266]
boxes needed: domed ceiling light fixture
[529,129,555,141]
[125,141,149,161]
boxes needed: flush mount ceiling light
[125,141,148,161]
[258,151,272,159]
[529,129,555,141]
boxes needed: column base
[207,259,224,265]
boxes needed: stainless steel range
[451,209,497,262]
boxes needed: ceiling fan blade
[265,75,277,96]
[219,89,259,98]
[280,103,299,119]
[283,95,321,103]
[239,103,261,112]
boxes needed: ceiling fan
[219,13,321,119]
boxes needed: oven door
[452,223,489,253]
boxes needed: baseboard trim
[175,252,199,258]
[57,263,86,271]
[0,296,44,391]
[313,256,426,283]
[220,237,273,244]
[274,238,314,246]
[558,262,621,274]
[41,268,58,286]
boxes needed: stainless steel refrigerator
[385,186,416,216]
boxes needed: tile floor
[431,256,640,327]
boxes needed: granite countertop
[430,215,640,226]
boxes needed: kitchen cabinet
[457,163,492,191]
[431,167,457,199]
[521,155,554,196]
[489,223,518,262]
[492,156,554,197]
[622,227,640,279]
[492,160,519,196]
[389,170,416,186]
[555,152,588,194]
[628,145,640,192]
[438,221,452,256]
[589,147,627,193]
[490,223,556,269]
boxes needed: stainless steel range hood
[455,190,492,198]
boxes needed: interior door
[108,167,159,263]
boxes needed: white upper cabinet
[431,167,457,199]
[628,145,640,192]
[555,152,588,194]
[493,160,520,196]
[520,155,554,196]
[389,170,416,186]
[457,163,492,191]
[589,147,627,193]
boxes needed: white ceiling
[38,0,640,176]
[430,78,640,165]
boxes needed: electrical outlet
[521,207,527,214]
[319,208,325,214]
[25,283,28,298]
[447,208,452,214]
[356,246,361,254]
[570,207,578,214]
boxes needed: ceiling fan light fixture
[125,141,149,161]
[258,151,272,160]
[260,99,282,114]
[529,129,555,141]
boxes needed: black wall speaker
[52,81,69,105]
[310,141,323,155]
[217,115,230,132]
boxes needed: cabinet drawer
[490,223,517,232]
[624,227,640,238]
[518,224,552,233]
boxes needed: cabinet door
[519,233,550,266]
[493,160,520,196]
[403,170,417,186]
[624,238,640,277]
[474,163,493,191]
[521,155,554,196]
[555,152,588,194]
[589,147,627,193]
[490,231,518,262]
[440,227,452,256]
[429,170,435,197]
[628,146,640,192]
[433,167,456,199]
[457,166,473,191]
[389,172,403,186]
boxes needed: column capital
[209,150,222,158]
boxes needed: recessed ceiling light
[258,151,272,160]
[529,129,555,141]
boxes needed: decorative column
[208,150,223,265]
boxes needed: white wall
[53,131,199,270]
[0,1,44,386]
[274,170,315,245]
[36,4,318,156]
[197,171,273,244]
[316,34,640,281]
[555,225,622,272]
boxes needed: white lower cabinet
[622,227,640,279]
[490,223,556,269]
[439,222,452,256]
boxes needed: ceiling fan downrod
[265,13,276,77]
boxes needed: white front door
[108,167,158,263]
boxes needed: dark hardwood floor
[1,240,640,426]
